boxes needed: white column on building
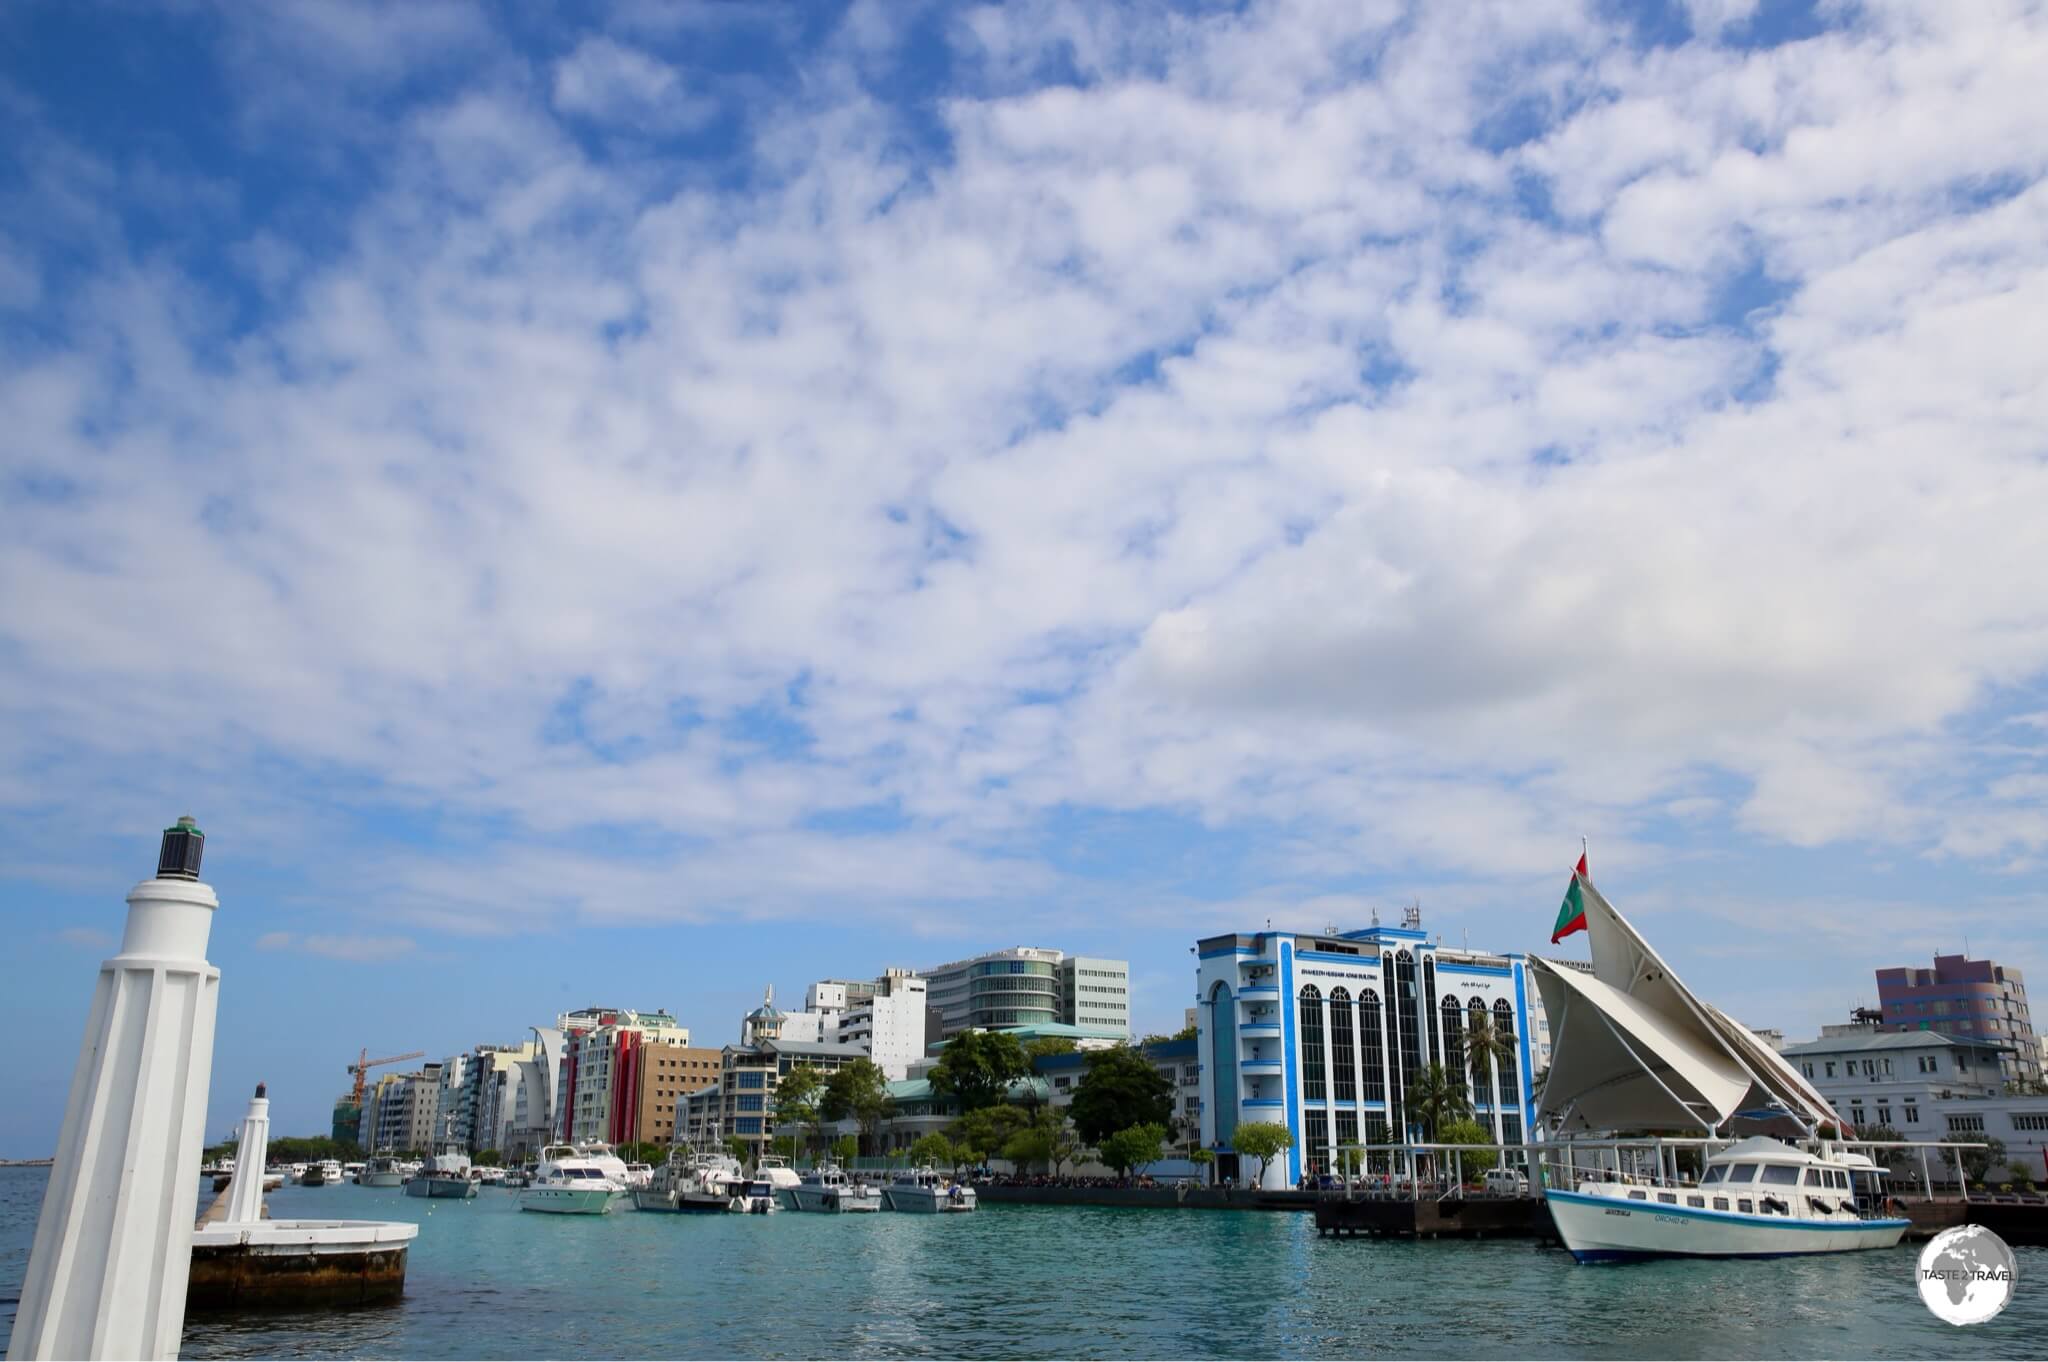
[9,818,221,1362]
[1319,995,1337,1174]
[1385,969,1404,1140]
[1349,998,1367,1159]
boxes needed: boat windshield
[1759,1165,1800,1186]
[1723,1163,1760,1183]
[1700,1166,1725,1185]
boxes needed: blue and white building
[1196,917,1539,1188]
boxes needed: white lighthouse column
[221,1085,270,1225]
[9,817,221,1362]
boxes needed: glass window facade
[1300,985,1326,1102]
[1359,989,1386,1103]
[1330,988,1356,1102]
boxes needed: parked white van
[1482,1167,1530,1196]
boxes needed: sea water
[1,1169,2041,1359]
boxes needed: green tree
[1068,1044,1176,1146]
[1463,1016,1511,1103]
[1943,1137,2008,1186]
[908,1133,955,1169]
[833,1134,859,1165]
[474,1148,503,1167]
[1189,1147,1216,1176]
[1438,1119,1498,1179]
[952,1104,1031,1168]
[774,1064,826,1158]
[820,1059,894,1155]
[1405,1064,1474,1141]
[724,1135,751,1167]
[928,1030,1033,1112]
[1232,1121,1294,1185]
[769,1135,798,1161]
[1098,1123,1169,1179]
[1024,1036,1077,1058]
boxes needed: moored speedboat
[786,1162,882,1212]
[1545,1137,1908,1263]
[519,1143,629,1215]
[880,1166,977,1213]
[736,1155,801,1214]
[405,1145,479,1199]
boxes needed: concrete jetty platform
[185,1083,418,1312]
[187,1220,417,1309]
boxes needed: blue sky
[3,0,2047,1151]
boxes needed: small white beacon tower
[8,816,222,1361]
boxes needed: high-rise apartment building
[1876,954,2039,1083]
[555,1006,695,1145]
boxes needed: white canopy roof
[1534,875,1847,1136]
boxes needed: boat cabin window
[1759,1165,1800,1186]
[1686,1195,1704,1207]
[1700,1166,1726,1185]
[1656,1192,1677,1204]
[1802,1169,1823,1186]
[1712,1196,1730,1210]
[1724,1163,1760,1183]
[1627,1190,1646,1200]
[1737,1198,1754,1213]
[1833,1171,1850,1190]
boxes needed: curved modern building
[919,948,1129,1039]
[1195,918,1539,1189]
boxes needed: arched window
[1300,985,1326,1101]
[1359,988,1386,1103]
[1440,995,1466,1092]
[1211,982,1237,1146]
[1392,952,1420,1127]
[1421,956,1438,1069]
[1469,998,1493,1109]
[1330,988,1357,1102]
[1494,998,1519,1102]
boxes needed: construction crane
[346,1049,426,1107]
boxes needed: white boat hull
[1545,1189,1909,1262]
[788,1185,883,1213]
[519,1186,616,1215]
[358,1172,405,1188]
[405,1175,478,1199]
[881,1185,977,1213]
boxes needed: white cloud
[3,0,2047,939]
[551,37,717,131]
[254,931,416,963]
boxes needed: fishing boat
[405,1145,479,1199]
[786,1163,882,1213]
[632,1145,744,1213]
[880,1166,977,1213]
[518,1143,630,1215]
[1530,860,1909,1263]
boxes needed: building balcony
[1240,1020,1280,1036]
[1238,984,1279,997]
[1240,1058,1282,1071]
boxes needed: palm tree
[1463,1014,1511,1116]
[1405,1063,1473,1142]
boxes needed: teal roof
[929,1022,1126,1049]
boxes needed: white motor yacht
[519,1143,630,1215]
[406,1145,479,1199]
[1545,1136,1909,1263]
[623,1162,655,1190]
[786,1163,882,1213]
[632,1146,745,1213]
[880,1166,977,1213]
[358,1154,406,1188]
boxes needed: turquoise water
[2,1169,2043,1358]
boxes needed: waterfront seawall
[977,1185,1320,1211]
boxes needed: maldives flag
[1551,853,1590,943]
